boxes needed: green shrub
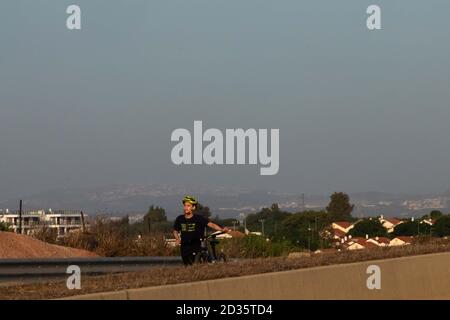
[217,235,292,258]
[0,222,12,232]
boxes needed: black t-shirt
[173,214,209,253]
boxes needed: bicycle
[194,230,227,263]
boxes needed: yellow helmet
[182,195,198,206]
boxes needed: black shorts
[181,244,201,266]
[181,252,196,266]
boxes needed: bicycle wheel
[194,251,209,264]
[217,252,227,263]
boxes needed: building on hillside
[331,221,355,234]
[0,210,43,235]
[328,221,361,242]
[389,236,413,246]
[337,235,388,251]
[379,215,403,233]
[366,236,390,247]
[420,218,436,226]
[342,237,368,250]
[0,209,87,237]
[45,210,86,236]
[345,242,365,250]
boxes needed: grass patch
[218,235,293,258]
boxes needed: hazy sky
[1,0,450,200]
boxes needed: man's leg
[181,251,195,266]
[181,254,189,266]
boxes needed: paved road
[0,256,182,286]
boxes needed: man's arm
[173,229,181,246]
[173,217,181,246]
[207,221,230,233]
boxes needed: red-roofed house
[332,228,347,240]
[389,236,414,246]
[344,241,366,250]
[331,221,355,234]
[366,236,390,247]
[361,241,379,249]
[342,237,368,250]
[338,236,386,250]
[420,219,436,226]
[379,215,404,233]
[348,237,366,243]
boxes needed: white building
[331,221,356,234]
[0,209,43,235]
[379,215,403,233]
[329,221,359,240]
[0,209,87,237]
[389,236,413,246]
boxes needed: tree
[433,215,450,237]
[348,219,387,238]
[213,215,240,228]
[245,204,291,238]
[326,192,354,221]
[270,203,280,212]
[429,210,443,220]
[393,220,430,237]
[0,221,11,232]
[421,210,443,220]
[195,203,211,219]
[277,210,330,251]
[143,205,167,233]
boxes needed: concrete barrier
[66,252,450,300]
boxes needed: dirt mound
[0,232,98,259]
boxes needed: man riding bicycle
[173,195,229,265]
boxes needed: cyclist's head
[182,195,198,214]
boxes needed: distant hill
[0,184,448,219]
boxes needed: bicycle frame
[197,231,226,263]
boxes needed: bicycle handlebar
[206,230,228,239]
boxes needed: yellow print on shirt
[181,223,196,232]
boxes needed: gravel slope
[0,231,98,259]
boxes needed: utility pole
[429,212,432,237]
[80,211,86,232]
[315,216,318,248]
[259,219,265,236]
[18,200,22,235]
[232,220,237,231]
[301,193,305,208]
[308,222,311,251]
[239,213,247,233]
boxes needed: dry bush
[218,235,292,258]
[60,218,176,257]
[127,235,178,257]
[32,224,58,244]
[61,231,98,252]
